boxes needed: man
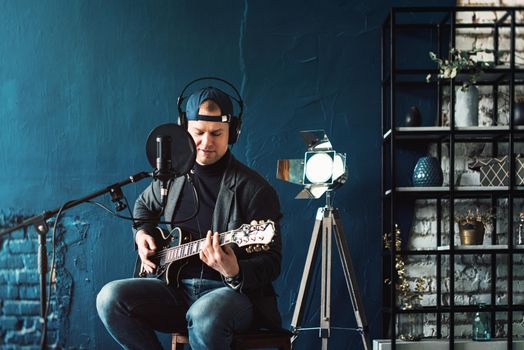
[96,86,282,350]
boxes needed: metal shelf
[382,126,524,143]
[384,186,524,199]
[381,6,523,349]
[384,245,524,255]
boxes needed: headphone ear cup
[179,112,188,130]
[228,117,241,144]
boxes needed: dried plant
[455,208,495,228]
[384,224,427,309]
[426,47,494,91]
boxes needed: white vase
[454,85,479,127]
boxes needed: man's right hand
[135,230,157,274]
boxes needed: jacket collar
[166,154,238,232]
[212,154,236,231]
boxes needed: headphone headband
[177,76,243,119]
[177,77,244,144]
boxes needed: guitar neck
[156,231,233,265]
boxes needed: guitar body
[134,227,192,286]
[133,221,276,286]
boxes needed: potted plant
[455,209,495,245]
[426,48,494,127]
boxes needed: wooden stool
[172,329,292,350]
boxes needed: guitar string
[152,228,251,260]
[152,230,233,260]
[152,226,269,261]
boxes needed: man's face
[187,120,229,165]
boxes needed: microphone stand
[0,171,152,350]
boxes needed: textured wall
[0,0,452,349]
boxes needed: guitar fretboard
[154,232,234,266]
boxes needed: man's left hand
[199,230,240,278]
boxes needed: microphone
[156,136,173,206]
[145,123,196,208]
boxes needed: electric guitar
[136,220,275,285]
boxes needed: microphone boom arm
[0,170,152,350]
[0,171,152,238]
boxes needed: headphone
[177,77,244,145]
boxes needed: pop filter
[146,123,196,178]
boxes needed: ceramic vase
[455,86,479,127]
[514,101,524,126]
[412,157,443,187]
[405,106,422,127]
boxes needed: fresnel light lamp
[275,129,369,349]
[276,129,347,199]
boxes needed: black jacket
[133,154,283,329]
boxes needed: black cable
[123,196,136,228]
[170,173,200,225]
[33,174,197,348]
[86,201,174,225]
[86,175,200,226]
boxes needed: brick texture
[397,1,524,339]
[0,211,72,349]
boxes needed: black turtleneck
[173,150,231,280]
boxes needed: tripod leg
[331,209,371,350]
[320,212,332,350]
[291,208,324,343]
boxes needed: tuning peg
[262,245,270,251]
[259,220,265,224]
[250,220,257,225]
[246,246,253,253]
[253,245,261,252]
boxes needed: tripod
[290,191,370,350]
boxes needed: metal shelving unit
[382,6,524,350]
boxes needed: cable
[86,175,200,226]
[123,196,136,228]
[86,200,175,225]
[170,174,200,225]
[36,174,198,347]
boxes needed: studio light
[276,130,347,199]
[276,130,369,349]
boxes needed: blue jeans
[96,278,253,350]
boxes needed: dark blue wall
[0,0,454,349]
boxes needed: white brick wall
[403,192,524,336]
[405,1,524,327]
[394,2,524,340]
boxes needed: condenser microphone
[156,136,173,206]
[145,123,196,208]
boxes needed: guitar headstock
[232,220,275,251]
